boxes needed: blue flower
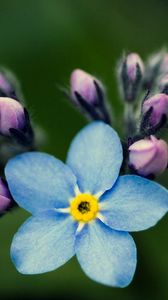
[5,122,168,287]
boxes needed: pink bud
[70,69,99,105]
[143,52,163,89]
[146,51,164,72]
[129,136,168,177]
[160,53,168,75]
[119,53,144,102]
[0,73,12,95]
[126,53,144,82]
[158,74,168,92]
[142,93,168,127]
[0,178,13,212]
[0,97,25,136]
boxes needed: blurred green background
[0,0,168,299]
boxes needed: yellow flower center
[70,193,99,222]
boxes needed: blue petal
[75,220,136,287]
[5,152,77,214]
[100,175,168,232]
[66,122,123,194]
[11,211,77,274]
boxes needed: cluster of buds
[127,92,168,177]
[114,50,168,178]
[66,49,168,179]
[0,49,166,217]
[0,70,36,215]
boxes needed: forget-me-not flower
[5,122,168,287]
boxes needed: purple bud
[158,74,168,94]
[70,69,99,105]
[143,50,165,89]
[160,53,168,75]
[0,97,25,136]
[0,69,23,101]
[0,73,12,95]
[142,93,168,127]
[0,178,13,213]
[129,136,168,177]
[69,69,111,124]
[125,53,144,82]
[119,53,144,102]
[146,51,164,71]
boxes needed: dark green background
[0,0,168,299]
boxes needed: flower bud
[142,93,168,128]
[158,74,168,94]
[70,69,99,105]
[119,53,144,102]
[125,53,144,82]
[0,73,13,96]
[0,178,13,213]
[144,49,168,90]
[69,69,111,124]
[143,50,165,90]
[129,136,168,177]
[159,53,168,76]
[0,68,24,101]
[0,97,25,136]
[159,52,168,76]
